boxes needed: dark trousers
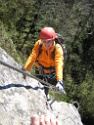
[35,68,57,97]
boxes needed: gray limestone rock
[0,47,83,125]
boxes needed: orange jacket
[24,40,64,81]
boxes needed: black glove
[21,67,26,79]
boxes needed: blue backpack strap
[37,43,43,58]
[51,45,56,60]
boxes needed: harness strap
[36,59,55,71]
[37,43,43,58]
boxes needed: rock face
[0,47,83,125]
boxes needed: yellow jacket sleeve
[55,44,64,81]
[24,40,40,71]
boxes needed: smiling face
[42,39,54,50]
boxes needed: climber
[23,26,65,100]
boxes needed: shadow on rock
[0,83,44,90]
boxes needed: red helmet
[40,27,56,41]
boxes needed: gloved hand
[56,80,66,94]
[21,67,26,79]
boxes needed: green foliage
[65,0,94,83]
[49,91,70,102]
[78,75,94,124]
[64,74,94,124]
[0,21,25,65]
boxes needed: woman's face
[42,39,54,50]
